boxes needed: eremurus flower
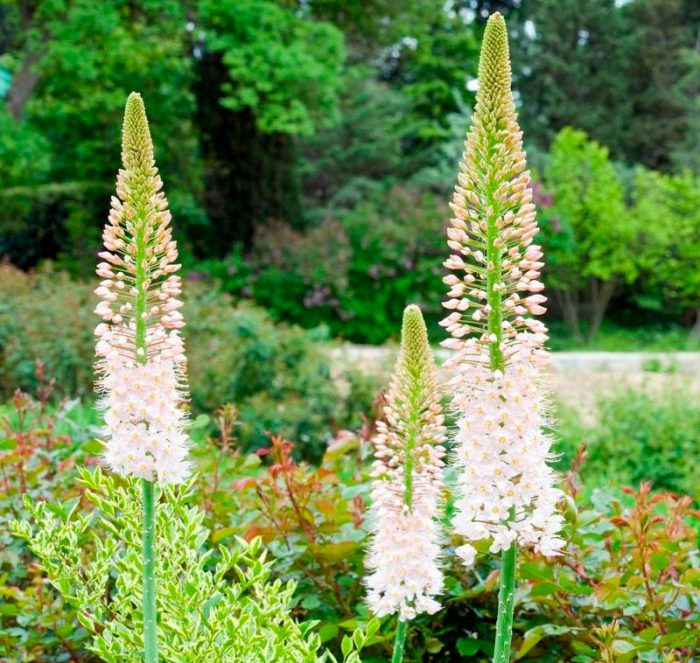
[440,13,564,567]
[440,14,564,662]
[94,92,190,485]
[365,305,446,622]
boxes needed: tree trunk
[193,52,302,256]
[587,277,616,343]
[6,50,42,119]
[688,308,700,346]
[5,2,45,119]
[552,286,582,342]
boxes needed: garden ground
[332,345,700,425]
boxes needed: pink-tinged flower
[365,306,446,620]
[94,93,190,484]
[440,13,564,565]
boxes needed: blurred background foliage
[2,0,700,346]
[0,264,376,459]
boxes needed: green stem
[392,619,408,663]
[484,137,514,661]
[131,163,158,661]
[142,478,158,662]
[492,543,516,663]
[133,190,157,662]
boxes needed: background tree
[621,0,698,170]
[512,0,633,159]
[539,128,639,341]
[632,168,700,337]
[3,0,700,344]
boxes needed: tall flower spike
[365,305,446,623]
[441,14,564,567]
[94,92,190,485]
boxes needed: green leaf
[82,438,105,454]
[650,553,669,573]
[353,628,364,651]
[318,622,339,643]
[0,438,17,451]
[456,637,480,656]
[211,527,238,543]
[530,582,560,597]
[301,595,321,610]
[311,541,361,562]
[190,414,210,430]
[341,635,353,658]
[517,626,544,657]
[519,562,554,581]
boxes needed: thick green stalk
[392,619,408,663]
[126,92,158,663]
[142,479,157,662]
[471,14,518,662]
[492,543,516,662]
[391,403,414,663]
[485,85,516,663]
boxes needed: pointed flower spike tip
[94,93,190,486]
[365,305,446,621]
[400,304,432,385]
[122,92,154,173]
[442,13,564,567]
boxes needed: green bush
[0,264,96,397]
[2,382,699,661]
[185,289,375,457]
[0,182,207,276]
[0,382,97,659]
[0,109,51,188]
[219,185,448,344]
[554,388,700,500]
[1,389,377,662]
[195,417,700,662]
[0,182,109,273]
[0,265,375,459]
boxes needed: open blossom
[94,92,190,485]
[365,305,446,620]
[440,14,564,565]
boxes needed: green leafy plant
[0,264,376,460]
[632,167,700,337]
[199,0,344,135]
[517,467,700,662]
[3,380,699,661]
[0,369,96,660]
[242,186,448,344]
[11,467,372,662]
[554,389,700,500]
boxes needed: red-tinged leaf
[315,500,336,515]
[243,526,273,542]
[231,476,257,491]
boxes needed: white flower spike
[94,92,190,485]
[366,305,446,622]
[442,14,564,662]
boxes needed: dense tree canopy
[2,0,700,340]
